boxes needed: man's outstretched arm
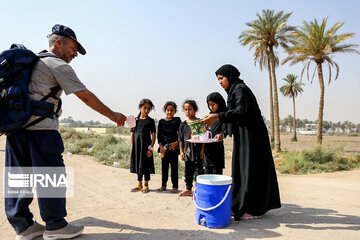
[75,89,126,126]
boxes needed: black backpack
[0,44,61,136]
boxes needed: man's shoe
[15,221,45,240]
[43,223,84,240]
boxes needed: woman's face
[217,74,230,90]
[208,100,219,113]
[183,103,196,118]
[165,105,176,119]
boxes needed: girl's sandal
[170,188,179,193]
[142,186,150,193]
[157,186,166,192]
[130,186,142,192]
[179,190,193,197]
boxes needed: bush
[60,127,185,178]
[279,145,360,174]
[106,127,131,135]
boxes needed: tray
[186,138,218,143]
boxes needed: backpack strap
[21,53,62,130]
[36,51,62,116]
[40,85,62,117]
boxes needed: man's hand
[110,112,126,127]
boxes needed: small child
[157,101,181,193]
[178,99,204,196]
[203,92,227,174]
[130,99,156,193]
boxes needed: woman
[203,64,281,220]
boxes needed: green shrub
[60,127,185,178]
[106,127,131,135]
[279,145,360,174]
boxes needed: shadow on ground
[29,203,360,240]
[278,204,360,231]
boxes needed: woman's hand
[202,114,219,127]
[180,151,185,161]
[168,141,178,151]
[215,133,223,142]
[147,149,153,157]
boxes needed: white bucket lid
[196,174,232,185]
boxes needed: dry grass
[222,134,360,175]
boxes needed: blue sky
[2,0,360,124]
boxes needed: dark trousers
[161,152,178,188]
[5,130,68,234]
[184,160,203,191]
[204,166,223,175]
[137,173,150,181]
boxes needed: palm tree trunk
[316,62,324,144]
[267,59,275,144]
[269,47,281,152]
[292,95,297,141]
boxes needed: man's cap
[48,24,86,55]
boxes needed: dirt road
[0,135,359,240]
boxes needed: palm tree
[251,45,274,143]
[253,45,280,144]
[282,18,359,144]
[239,9,296,152]
[280,74,304,141]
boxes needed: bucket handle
[193,185,231,211]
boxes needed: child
[204,92,227,174]
[178,99,204,196]
[157,101,181,193]
[130,99,156,193]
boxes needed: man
[5,24,126,240]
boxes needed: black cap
[48,24,86,55]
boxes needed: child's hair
[138,98,155,110]
[183,99,198,111]
[163,101,177,112]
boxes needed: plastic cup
[125,115,136,128]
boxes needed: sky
[2,0,360,124]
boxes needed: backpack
[0,44,61,136]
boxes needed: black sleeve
[178,122,184,143]
[218,85,249,123]
[157,120,164,144]
[150,118,156,133]
[211,120,223,135]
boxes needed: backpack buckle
[1,59,10,68]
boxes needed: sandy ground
[0,135,359,240]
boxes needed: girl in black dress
[178,100,204,197]
[130,99,156,193]
[203,92,227,174]
[157,101,181,193]
[203,64,281,220]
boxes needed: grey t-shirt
[25,53,87,130]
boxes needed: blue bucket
[194,174,232,228]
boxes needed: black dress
[157,117,181,188]
[157,117,181,154]
[203,119,225,174]
[219,81,281,220]
[130,117,156,176]
[178,120,203,190]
